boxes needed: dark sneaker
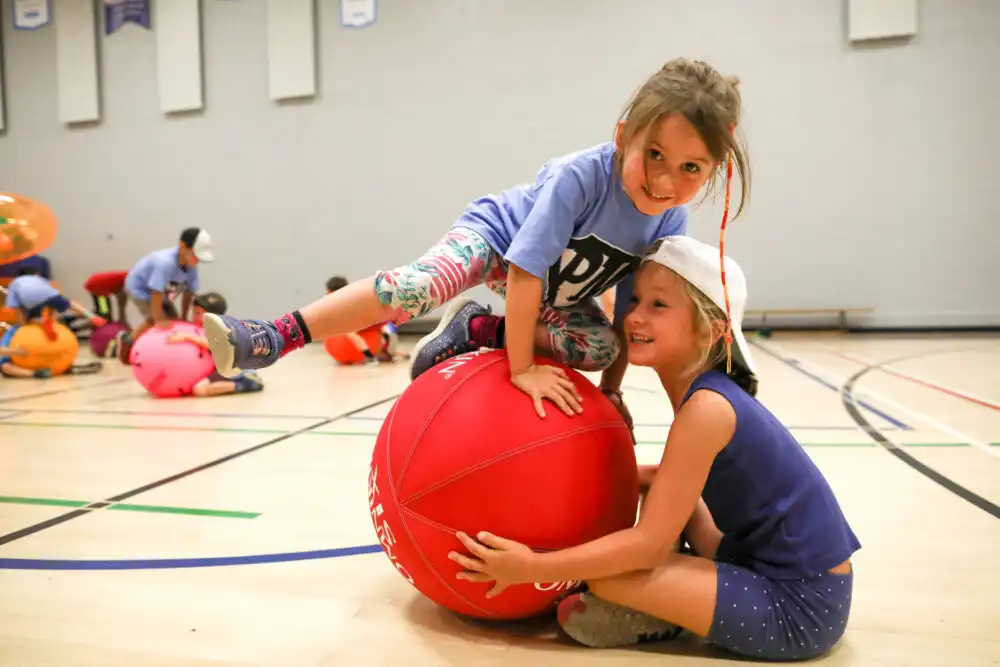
[116,331,134,365]
[203,314,284,378]
[409,298,490,380]
[233,371,264,393]
[556,592,683,648]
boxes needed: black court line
[0,393,401,547]
[842,361,1000,520]
[6,407,334,420]
[0,378,130,406]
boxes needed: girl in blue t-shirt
[203,58,751,426]
[447,236,861,661]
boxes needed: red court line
[831,351,1000,413]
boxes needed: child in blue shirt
[117,227,214,364]
[448,236,861,661]
[202,58,750,425]
[4,267,106,330]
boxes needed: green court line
[0,495,259,519]
[2,420,997,448]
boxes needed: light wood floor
[1,332,998,666]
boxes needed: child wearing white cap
[447,236,860,661]
[116,227,214,364]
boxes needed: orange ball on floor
[324,324,384,364]
[9,322,78,376]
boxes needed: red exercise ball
[367,349,639,620]
[324,323,383,364]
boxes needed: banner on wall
[341,0,376,28]
[104,0,151,34]
[13,0,51,30]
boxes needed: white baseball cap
[181,227,214,262]
[641,235,756,375]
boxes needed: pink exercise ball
[90,322,128,358]
[130,321,214,398]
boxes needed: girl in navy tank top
[449,236,861,661]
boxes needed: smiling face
[625,262,713,376]
[611,58,751,219]
[617,114,716,216]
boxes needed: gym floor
[1,331,998,666]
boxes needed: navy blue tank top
[680,371,861,580]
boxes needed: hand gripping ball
[130,321,215,397]
[367,349,639,620]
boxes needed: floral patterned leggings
[372,228,620,372]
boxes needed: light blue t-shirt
[125,247,200,301]
[5,275,60,309]
[453,141,688,316]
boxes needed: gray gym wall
[0,0,997,331]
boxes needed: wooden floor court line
[842,359,1000,520]
[828,348,1000,412]
[0,543,385,571]
[0,495,260,519]
[5,418,995,449]
[748,340,912,429]
[0,393,400,547]
[753,339,1000,520]
[0,377,129,405]
[0,406,336,420]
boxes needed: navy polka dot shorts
[708,563,853,661]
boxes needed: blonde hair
[613,58,750,219]
[684,281,758,396]
[641,238,758,395]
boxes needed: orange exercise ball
[0,192,58,265]
[324,324,384,364]
[9,323,78,376]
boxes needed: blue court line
[750,341,911,431]
[0,543,383,570]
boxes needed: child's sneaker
[409,298,491,380]
[233,371,264,393]
[116,331,134,365]
[203,314,284,377]
[556,592,683,648]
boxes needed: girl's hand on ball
[511,364,583,418]
[449,531,537,598]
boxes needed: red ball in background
[368,349,639,620]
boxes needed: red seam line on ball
[399,421,629,507]
[395,353,506,494]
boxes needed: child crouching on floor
[167,292,263,397]
[0,326,49,378]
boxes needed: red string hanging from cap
[719,155,734,373]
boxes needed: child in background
[166,292,263,397]
[0,325,49,378]
[326,275,409,364]
[448,237,860,661]
[3,267,107,332]
[0,322,101,377]
[203,58,750,426]
[117,227,214,364]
